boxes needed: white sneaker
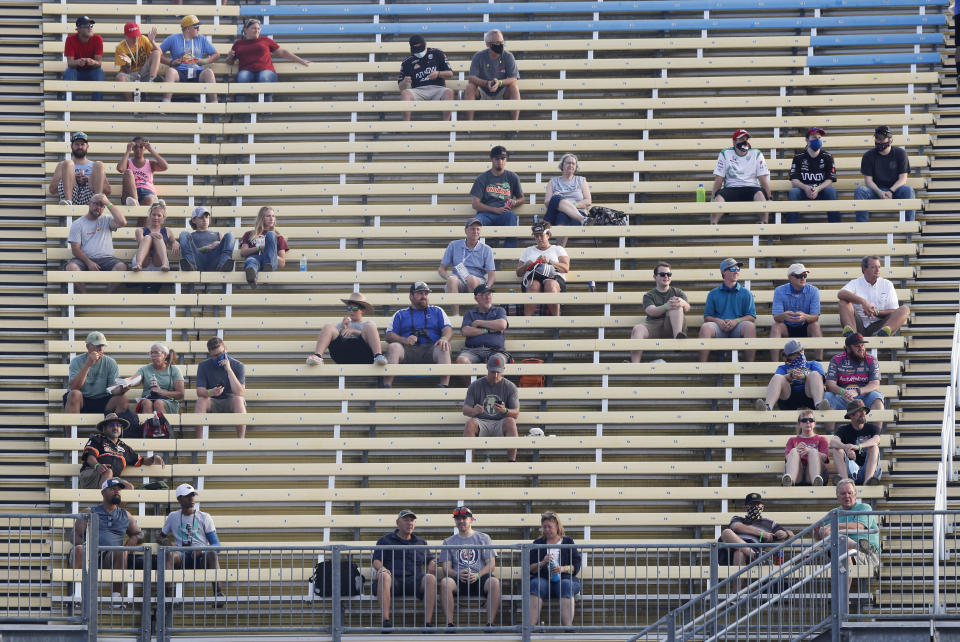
[816,398,832,411]
[306,354,323,366]
[754,398,771,412]
[125,196,138,207]
[373,353,387,366]
[59,199,72,206]
[781,474,793,487]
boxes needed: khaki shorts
[79,467,102,489]
[401,343,438,364]
[855,316,887,336]
[477,418,505,436]
[117,68,154,82]
[475,85,507,100]
[843,536,880,567]
[208,396,235,413]
[644,316,687,339]
[407,85,449,101]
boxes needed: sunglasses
[790,273,807,279]
[726,267,741,273]
[799,417,816,423]
[656,272,672,277]
[452,508,472,517]
[345,305,362,311]
[541,512,558,519]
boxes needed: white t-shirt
[519,244,568,281]
[67,213,119,259]
[713,148,770,188]
[841,275,899,325]
[162,509,217,546]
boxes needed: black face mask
[875,141,891,152]
[489,43,504,54]
[110,494,122,505]
[735,141,751,152]
[410,45,426,57]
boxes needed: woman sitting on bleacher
[239,206,288,288]
[225,19,310,102]
[132,200,178,272]
[516,222,569,316]
[131,343,184,415]
[543,153,592,229]
[782,408,829,487]
[527,511,581,631]
[306,292,388,366]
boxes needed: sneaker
[812,475,824,486]
[381,619,392,634]
[59,199,73,206]
[830,474,843,486]
[424,622,435,634]
[125,196,138,207]
[161,264,170,272]
[110,592,124,609]
[877,326,892,337]
[373,353,387,366]
[436,383,448,388]
[213,589,226,609]
[754,398,771,412]
[816,398,832,411]
[781,473,793,487]
[245,266,257,288]
[306,354,324,366]
[674,332,687,340]
[446,623,455,628]
[179,258,196,271]
[841,325,855,338]
[219,260,234,272]
[261,263,274,273]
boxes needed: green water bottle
[696,184,706,203]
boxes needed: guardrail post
[707,543,719,638]
[85,514,98,642]
[139,546,153,642]
[520,544,530,642]
[829,511,843,642]
[157,546,167,642]
[331,546,342,642]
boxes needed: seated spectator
[464,30,520,121]
[115,22,160,99]
[782,409,829,487]
[527,511,581,630]
[719,492,793,565]
[543,154,592,238]
[824,333,885,431]
[516,222,569,317]
[838,255,910,337]
[755,339,829,412]
[829,399,883,486]
[225,19,309,102]
[769,263,823,361]
[160,484,223,601]
[631,261,689,363]
[63,331,129,428]
[132,200,177,272]
[698,258,757,362]
[439,507,500,630]
[816,480,880,591]
[853,125,915,222]
[306,292,387,366]
[160,15,219,103]
[710,129,772,224]
[117,137,167,207]
[787,126,839,222]
[372,509,437,632]
[462,353,519,462]
[131,342,184,415]
[383,282,453,388]
[470,145,524,248]
[49,131,111,206]
[179,206,235,272]
[79,413,164,489]
[456,285,509,366]
[399,35,453,121]
[194,337,247,438]
[239,206,288,288]
[65,194,128,293]
[63,16,104,101]
[439,217,496,315]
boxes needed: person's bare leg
[200,68,217,103]
[61,159,77,199]
[107,261,127,293]
[440,577,456,625]
[861,445,880,480]
[146,48,161,79]
[557,199,586,223]
[485,576,501,624]
[445,275,462,316]
[441,88,454,121]
[360,322,384,356]
[884,305,910,334]
[765,374,790,409]
[740,322,757,362]
[523,280,541,316]
[837,299,857,332]
[378,571,392,619]
[400,88,414,121]
[311,323,339,358]
[528,594,542,627]
[544,279,561,317]
[698,323,716,362]
[433,343,451,387]
[194,396,209,438]
[421,574,436,625]
[630,323,648,363]
[504,82,520,120]
[383,343,404,387]
[162,67,177,101]
[666,308,685,337]
[133,237,152,270]
[121,170,137,204]
[710,195,726,224]
[806,453,823,484]
[805,374,825,406]
[560,596,574,626]
[753,190,768,223]
[231,396,247,438]
[502,417,518,461]
[463,83,477,120]
[831,448,851,481]
[784,448,801,483]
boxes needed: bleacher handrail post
[520,542,531,642]
[84,513,97,642]
[156,546,168,642]
[138,545,153,642]
[829,509,844,640]
[331,546,343,641]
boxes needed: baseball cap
[75,16,95,27]
[452,506,473,518]
[409,281,431,294]
[181,15,200,29]
[531,222,547,235]
[719,257,743,272]
[807,126,826,137]
[845,333,867,346]
[783,339,803,356]
[191,206,211,219]
[409,35,426,51]
[473,283,493,296]
[464,217,483,229]
[732,128,750,140]
[787,263,809,277]
[70,131,89,143]
[490,145,508,158]
[844,399,870,418]
[397,509,417,519]
[744,492,763,505]
[487,353,506,373]
[874,125,892,138]
[101,478,124,491]
[85,331,107,346]
[175,483,198,498]
[123,22,141,38]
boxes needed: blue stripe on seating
[810,33,944,46]
[258,14,946,36]
[255,0,947,17]
[807,52,942,66]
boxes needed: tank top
[550,175,584,202]
[129,159,156,194]
[141,226,169,243]
[91,504,130,547]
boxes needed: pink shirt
[128,158,156,194]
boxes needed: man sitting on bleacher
[63,331,130,426]
[769,263,823,361]
[464,29,520,121]
[710,129,772,224]
[78,412,164,489]
[64,194,128,294]
[160,483,224,603]
[816,480,880,582]
[829,400,883,486]
[853,125,915,222]
[456,284,508,366]
[383,282,453,388]
[159,15,219,103]
[439,506,501,630]
[720,492,793,566]
[194,337,247,438]
[115,22,160,99]
[179,206,235,272]
[372,509,438,632]
[462,353,520,462]
[787,127,839,223]
[838,255,910,338]
[630,261,690,363]
[698,258,757,363]
[470,146,524,249]
[63,16,104,101]
[439,217,496,315]
[398,35,454,121]
[49,131,111,206]
[823,333,885,433]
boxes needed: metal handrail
[933,312,960,614]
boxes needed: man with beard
[64,193,128,293]
[462,353,519,462]
[439,506,501,630]
[48,131,111,206]
[72,477,143,606]
[719,492,793,566]
[710,129,772,223]
[383,281,453,388]
[829,400,883,486]
[823,333,884,431]
[161,483,224,602]
[853,125,915,221]
[78,412,165,489]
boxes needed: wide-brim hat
[844,399,870,419]
[96,412,129,432]
[340,292,374,313]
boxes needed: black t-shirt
[790,149,836,186]
[834,422,881,466]
[81,433,141,476]
[397,48,451,88]
[860,146,909,190]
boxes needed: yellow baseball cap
[181,15,200,28]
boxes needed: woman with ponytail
[133,342,184,414]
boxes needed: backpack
[588,205,629,226]
[310,559,364,597]
[141,411,172,439]
[518,358,545,388]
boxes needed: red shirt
[240,230,289,252]
[65,33,104,68]
[230,36,279,73]
[784,435,828,460]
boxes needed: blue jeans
[473,210,518,248]
[179,231,235,271]
[544,195,585,226]
[530,576,581,599]
[63,66,104,100]
[243,231,278,275]
[824,390,884,411]
[853,184,915,222]
[235,69,278,102]
[786,186,839,223]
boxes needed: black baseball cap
[75,16,96,27]
[744,492,763,505]
[409,35,426,51]
[473,284,493,296]
[490,145,508,159]
[845,333,867,346]
[874,125,892,138]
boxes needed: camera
[413,328,430,339]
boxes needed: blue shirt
[91,505,129,547]
[373,529,435,579]
[462,306,508,349]
[771,282,821,327]
[775,360,825,390]
[838,502,880,553]
[387,306,451,344]
[160,33,216,72]
[704,283,756,320]
[441,239,495,279]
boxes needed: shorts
[852,459,883,485]
[702,321,749,338]
[406,85,449,101]
[520,274,567,293]
[454,573,492,597]
[717,186,764,201]
[179,550,210,570]
[476,418,506,437]
[78,466,104,489]
[530,576,581,600]
[65,256,125,271]
[453,276,487,293]
[823,390,884,411]
[57,180,93,205]
[475,85,508,100]
[644,316,687,339]
[329,335,375,364]
[207,396,236,413]
[62,391,112,413]
[777,386,815,411]
[176,68,203,83]
[457,346,504,364]
[842,536,880,567]
[136,396,180,413]
[117,67,154,82]
[855,316,888,337]
[401,343,438,364]
[785,323,809,338]
[135,187,156,202]
[375,573,425,600]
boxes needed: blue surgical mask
[808,138,823,152]
[413,49,426,59]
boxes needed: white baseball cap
[175,483,198,498]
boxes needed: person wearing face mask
[398,35,454,121]
[853,125,914,222]
[710,129,772,224]
[787,127,839,222]
[719,493,793,566]
[464,29,520,121]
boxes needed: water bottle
[696,184,706,203]
[588,280,596,293]
[548,549,561,582]
[300,255,307,272]
[133,87,141,103]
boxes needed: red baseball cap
[731,129,750,140]
[807,126,826,137]
[124,22,141,38]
